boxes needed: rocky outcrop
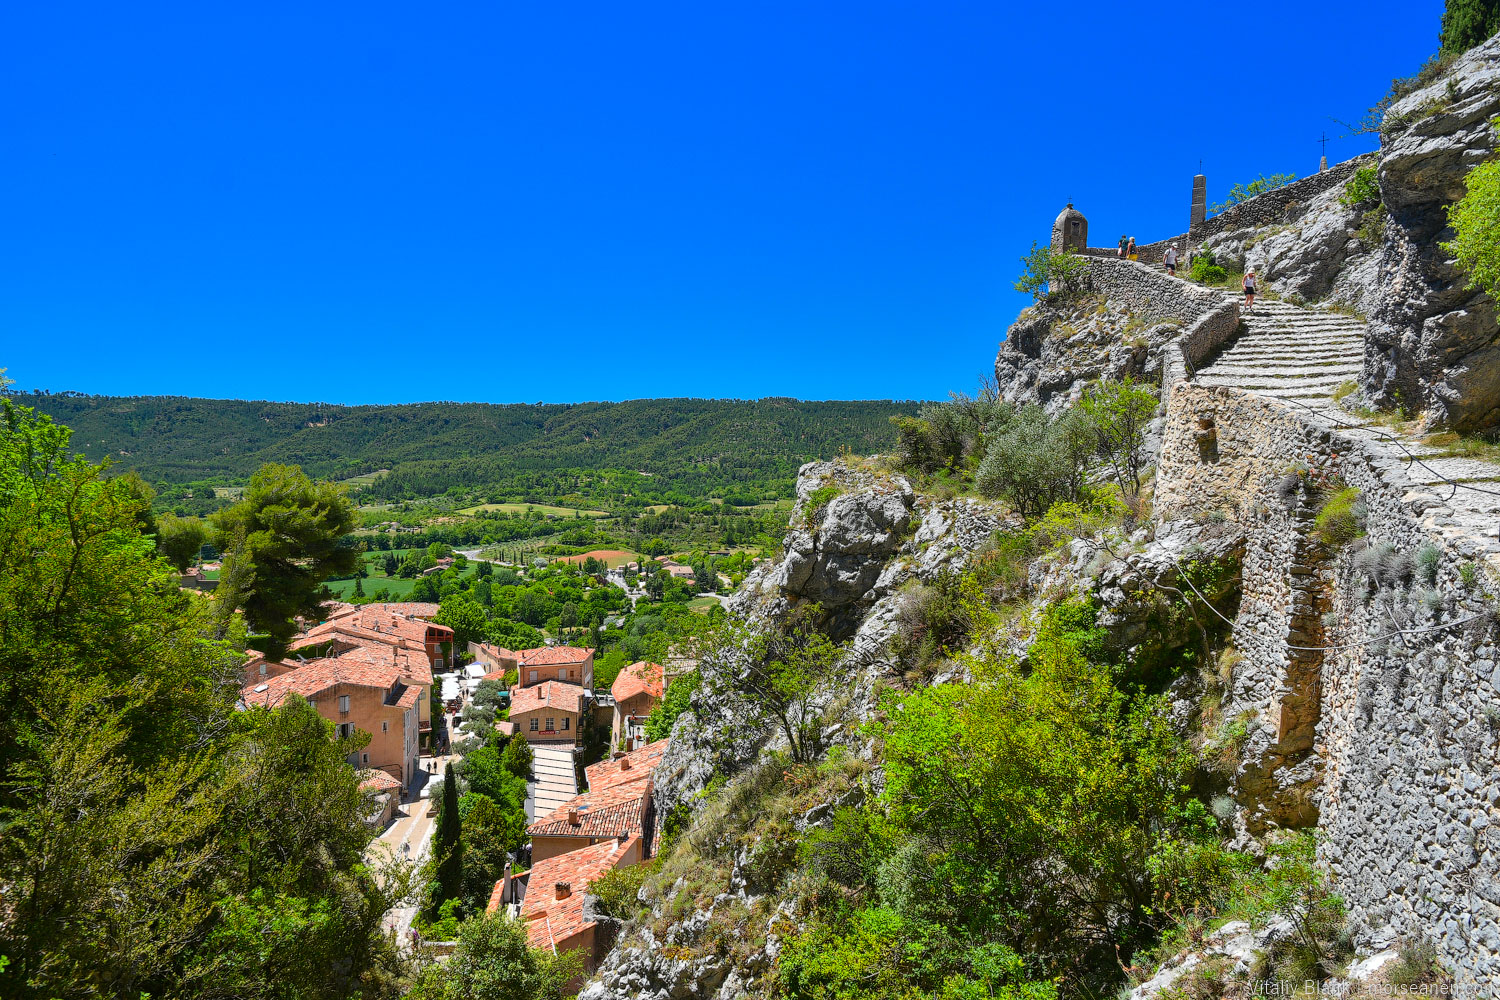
[994,295,1167,409]
[1366,36,1500,430]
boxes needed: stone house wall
[1189,154,1377,245]
[1156,382,1500,984]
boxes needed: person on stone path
[1243,267,1258,312]
[1118,234,1128,258]
[1164,244,1179,277]
[1126,236,1137,259]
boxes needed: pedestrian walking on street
[1164,244,1179,277]
[1243,268,1258,312]
[1117,234,1128,259]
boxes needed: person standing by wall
[1117,234,1128,258]
[1126,237,1137,260]
[1164,244,1178,276]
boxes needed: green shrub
[892,571,973,670]
[588,859,655,920]
[803,485,842,527]
[1444,131,1500,300]
[1340,166,1380,207]
[1416,544,1443,586]
[974,405,1093,520]
[1189,253,1228,284]
[1233,831,1350,980]
[1314,486,1366,546]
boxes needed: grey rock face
[994,296,1158,410]
[1366,35,1500,430]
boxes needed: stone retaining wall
[1156,383,1500,985]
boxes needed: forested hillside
[14,393,916,500]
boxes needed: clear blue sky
[3,1,1443,404]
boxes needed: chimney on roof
[611,750,626,760]
[554,881,572,900]
[567,808,580,826]
[619,757,632,771]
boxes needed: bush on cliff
[1014,242,1087,304]
[1189,252,1228,284]
[1444,130,1500,301]
[1313,486,1366,546]
[974,405,1093,520]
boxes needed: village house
[609,661,664,752]
[488,836,642,974]
[243,603,441,748]
[517,646,594,688]
[509,680,586,745]
[241,654,420,789]
[527,768,655,863]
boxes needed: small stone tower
[1190,174,1207,231]
[1051,204,1087,253]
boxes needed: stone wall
[1189,153,1377,244]
[1156,383,1500,984]
[1079,258,1241,402]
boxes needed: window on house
[529,670,538,683]
[529,718,539,731]
[382,721,389,732]
[338,695,350,714]
[336,723,353,739]
[362,753,369,764]
[546,717,555,731]
[558,667,567,680]
[259,663,267,676]
[562,717,570,731]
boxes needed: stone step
[1201,363,1362,378]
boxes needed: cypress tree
[432,761,464,912]
[1441,0,1500,55]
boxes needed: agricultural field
[455,502,611,518]
[547,548,638,568]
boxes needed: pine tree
[353,576,365,598]
[1441,0,1500,54]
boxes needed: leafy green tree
[212,463,359,659]
[644,669,699,741]
[1445,142,1500,300]
[1441,0,1500,54]
[406,911,583,1000]
[1014,242,1087,304]
[1209,173,1296,215]
[701,607,844,764]
[1079,376,1159,497]
[435,593,490,646]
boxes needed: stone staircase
[1184,291,1500,556]
[1194,300,1366,415]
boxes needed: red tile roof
[585,739,670,794]
[527,778,651,841]
[509,681,585,718]
[240,655,403,707]
[519,646,593,667]
[359,769,403,792]
[610,661,664,704]
[515,836,641,950]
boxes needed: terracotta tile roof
[527,778,651,841]
[509,681,585,718]
[358,769,403,792]
[610,661,664,704]
[297,606,451,652]
[516,836,641,950]
[335,641,434,689]
[240,656,403,707]
[518,646,593,667]
[585,739,670,794]
[363,601,441,619]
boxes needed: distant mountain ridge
[13,392,919,499]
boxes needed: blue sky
[3,1,1443,404]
